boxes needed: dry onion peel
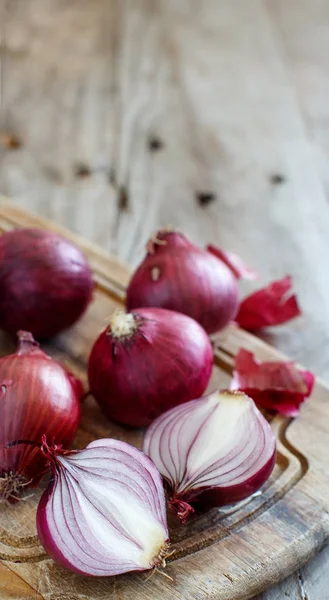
[37,437,169,576]
[231,349,314,416]
[206,244,258,280]
[235,275,301,330]
[143,391,276,522]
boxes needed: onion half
[37,437,169,576]
[143,391,276,522]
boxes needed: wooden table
[1,1,329,598]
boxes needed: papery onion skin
[126,230,239,334]
[235,276,301,330]
[37,438,169,577]
[143,391,276,522]
[0,228,94,338]
[206,244,258,281]
[88,307,213,427]
[231,348,314,416]
[0,332,81,500]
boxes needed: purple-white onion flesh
[37,438,169,576]
[143,391,276,522]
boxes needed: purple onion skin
[0,228,94,339]
[189,448,276,511]
[88,308,213,427]
[126,231,239,334]
[37,482,85,575]
[37,480,109,576]
[0,332,81,488]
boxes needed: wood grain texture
[1,1,329,598]
[0,562,42,600]
[262,3,329,598]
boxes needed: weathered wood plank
[301,545,329,600]
[0,562,41,599]
[260,3,329,598]
[254,573,302,600]
[258,546,329,600]
[0,0,119,249]
[266,0,329,199]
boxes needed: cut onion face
[37,438,169,576]
[143,391,276,522]
[231,349,314,416]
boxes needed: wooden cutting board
[0,200,328,600]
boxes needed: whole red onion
[126,230,239,334]
[88,307,213,427]
[0,331,81,501]
[0,228,94,338]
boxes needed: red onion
[0,332,81,501]
[126,230,239,334]
[37,437,169,576]
[143,391,276,522]
[0,228,94,338]
[88,307,213,427]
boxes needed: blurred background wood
[1,0,329,598]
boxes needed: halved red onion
[206,244,258,280]
[143,391,276,522]
[126,230,239,334]
[88,307,213,427]
[36,437,169,576]
[235,276,301,330]
[231,349,314,416]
